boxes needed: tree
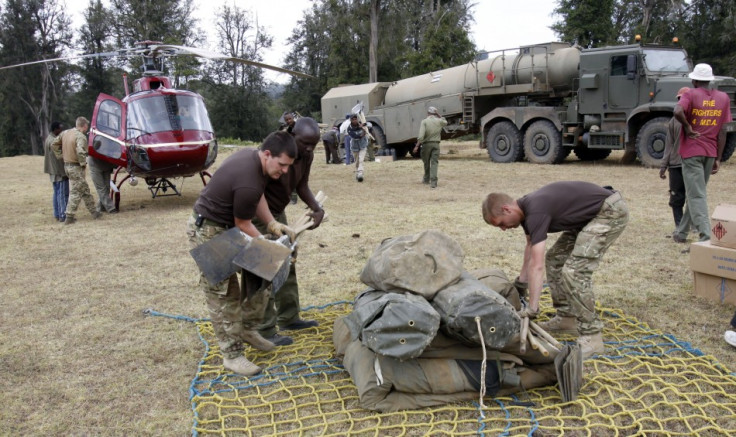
[0,0,72,156]
[680,0,736,76]
[369,0,380,83]
[551,0,616,47]
[197,4,275,140]
[401,1,476,76]
[109,0,203,87]
[67,0,124,119]
[281,0,476,117]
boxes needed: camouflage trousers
[186,214,271,359]
[252,211,302,337]
[64,164,97,218]
[545,191,629,335]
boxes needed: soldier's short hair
[260,130,298,159]
[50,121,62,131]
[75,117,90,129]
[482,193,514,219]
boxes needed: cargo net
[146,294,736,436]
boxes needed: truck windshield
[642,49,690,73]
[127,94,213,137]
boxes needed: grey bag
[359,230,464,300]
[432,272,520,349]
[343,289,440,360]
[469,267,521,310]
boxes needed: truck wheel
[523,120,565,164]
[573,147,612,161]
[486,121,522,163]
[722,132,736,162]
[372,124,388,151]
[636,117,668,168]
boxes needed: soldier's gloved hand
[308,208,325,229]
[267,220,296,242]
[513,276,529,299]
[517,306,539,319]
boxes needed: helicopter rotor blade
[150,44,314,79]
[0,50,131,71]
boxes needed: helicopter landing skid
[147,178,181,198]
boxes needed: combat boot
[578,332,604,359]
[92,211,102,219]
[223,355,261,376]
[241,330,276,352]
[63,215,76,225]
[537,315,578,336]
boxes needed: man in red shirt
[672,63,732,242]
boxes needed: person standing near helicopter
[43,121,67,222]
[87,155,118,214]
[52,117,101,225]
[254,117,325,346]
[187,131,298,377]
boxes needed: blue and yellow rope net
[146,297,736,436]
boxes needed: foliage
[680,0,736,75]
[196,4,277,140]
[280,0,477,116]
[0,0,72,156]
[66,0,124,119]
[551,0,616,47]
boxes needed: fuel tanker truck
[321,41,736,166]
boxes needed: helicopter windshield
[127,94,212,137]
[642,49,690,73]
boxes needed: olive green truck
[321,42,736,166]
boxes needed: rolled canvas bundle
[342,289,440,360]
[432,272,520,349]
[359,230,464,300]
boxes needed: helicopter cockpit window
[127,95,212,137]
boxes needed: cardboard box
[692,272,736,305]
[689,241,736,280]
[690,241,736,304]
[710,204,736,249]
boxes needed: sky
[68,0,559,83]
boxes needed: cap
[689,63,715,81]
[350,113,358,119]
[676,87,690,98]
[428,106,438,114]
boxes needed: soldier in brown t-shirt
[186,131,298,377]
[482,181,629,359]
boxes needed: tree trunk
[369,0,381,83]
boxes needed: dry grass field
[2,142,736,434]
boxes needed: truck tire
[722,132,736,162]
[636,117,668,168]
[573,147,612,161]
[523,120,565,164]
[486,121,523,163]
[372,124,388,151]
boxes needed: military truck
[321,42,736,166]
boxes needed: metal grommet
[489,327,496,333]
[408,320,415,326]
[399,338,406,344]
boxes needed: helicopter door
[89,93,127,167]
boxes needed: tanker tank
[383,43,581,107]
